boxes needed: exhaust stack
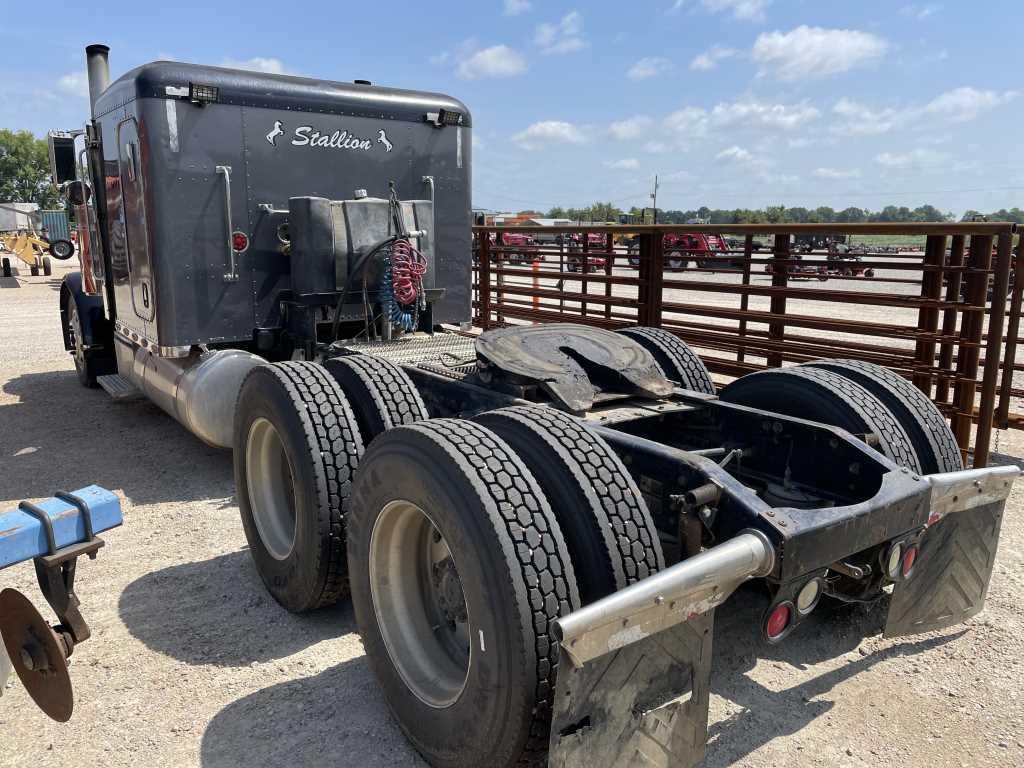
[85,44,110,117]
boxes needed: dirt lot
[1,261,1023,767]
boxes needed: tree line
[545,203,1024,226]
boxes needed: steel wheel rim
[245,417,297,560]
[68,301,86,370]
[370,500,471,709]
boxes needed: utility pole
[650,175,659,225]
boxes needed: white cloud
[832,98,907,135]
[56,72,89,98]
[710,98,819,130]
[660,98,818,147]
[604,158,640,170]
[644,140,671,153]
[456,45,528,79]
[664,106,711,142]
[715,145,756,164]
[535,11,587,55]
[221,57,289,74]
[701,0,771,22]
[627,57,672,81]
[813,167,861,180]
[901,3,940,19]
[875,148,948,168]
[753,26,888,81]
[609,114,653,140]
[690,46,737,71]
[925,87,1017,122]
[512,120,588,149]
[832,87,1015,136]
[429,51,450,66]
[504,0,532,15]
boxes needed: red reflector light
[901,546,918,578]
[232,231,249,252]
[766,602,792,641]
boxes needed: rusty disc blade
[0,588,73,722]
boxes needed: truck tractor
[49,44,1018,768]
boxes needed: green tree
[0,130,61,208]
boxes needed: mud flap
[548,612,714,768]
[884,500,1004,637]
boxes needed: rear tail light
[901,545,918,578]
[885,543,904,580]
[765,601,793,642]
[232,231,250,253]
[796,577,823,615]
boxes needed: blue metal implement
[0,486,122,569]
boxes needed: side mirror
[48,132,79,185]
[65,180,92,207]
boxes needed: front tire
[233,362,364,612]
[42,256,52,276]
[349,420,580,768]
[66,299,97,387]
[1,257,10,278]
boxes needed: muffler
[118,344,263,448]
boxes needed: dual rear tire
[233,356,665,767]
[720,360,961,475]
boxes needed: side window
[117,119,154,322]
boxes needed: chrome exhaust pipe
[553,530,775,666]
[85,44,110,118]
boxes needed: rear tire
[349,419,580,768]
[324,354,428,445]
[720,367,922,472]
[618,326,715,394]
[1,257,10,278]
[801,359,962,474]
[30,263,39,276]
[475,405,663,604]
[233,362,364,612]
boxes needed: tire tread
[619,326,715,394]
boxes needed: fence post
[973,231,1013,467]
[604,232,614,322]
[767,233,790,367]
[737,234,754,364]
[935,234,966,404]
[951,234,994,463]
[581,230,590,319]
[478,229,491,329]
[997,237,1024,427]
[636,231,664,327]
[912,234,947,395]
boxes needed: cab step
[96,374,143,401]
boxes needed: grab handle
[216,165,238,282]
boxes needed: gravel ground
[1,260,1023,767]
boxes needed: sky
[1,0,1021,215]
